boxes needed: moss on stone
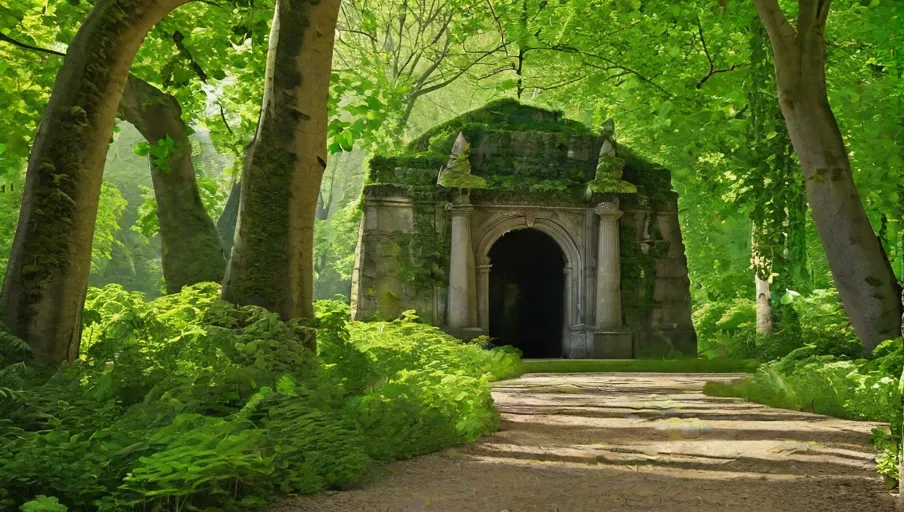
[366,101,676,210]
[436,135,487,190]
[408,99,593,154]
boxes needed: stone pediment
[367,99,676,207]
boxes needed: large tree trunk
[120,76,225,294]
[0,0,188,364]
[221,0,341,327]
[754,0,903,352]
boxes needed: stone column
[476,262,492,333]
[595,201,624,328]
[447,201,474,329]
[592,200,633,358]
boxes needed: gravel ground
[280,373,896,512]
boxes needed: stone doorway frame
[473,212,584,352]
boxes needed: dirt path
[282,373,896,512]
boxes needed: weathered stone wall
[619,194,697,358]
[350,187,446,324]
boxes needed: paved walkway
[283,373,896,511]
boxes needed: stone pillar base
[592,329,633,359]
[442,326,485,342]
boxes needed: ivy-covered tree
[119,76,226,293]
[744,17,807,338]
[0,0,191,364]
[221,0,343,331]
[1,2,232,301]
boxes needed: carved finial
[599,139,616,158]
[601,118,616,139]
[437,132,486,190]
[451,132,468,158]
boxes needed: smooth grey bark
[754,0,903,352]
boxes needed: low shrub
[0,284,521,511]
[695,290,865,362]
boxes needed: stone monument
[350,100,696,358]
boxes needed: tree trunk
[119,76,225,294]
[754,0,903,352]
[900,288,904,511]
[752,225,773,335]
[0,0,189,364]
[218,180,241,259]
[221,0,341,327]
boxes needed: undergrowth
[0,284,521,511]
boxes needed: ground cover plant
[0,284,521,511]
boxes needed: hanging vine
[741,17,809,334]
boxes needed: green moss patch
[407,99,593,154]
[519,358,758,374]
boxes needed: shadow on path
[281,373,895,512]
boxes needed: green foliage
[133,135,179,172]
[314,202,362,299]
[91,182,128,274]
[871,427,901,487]
[19,496,67,512]
[695,290,864,362]
[694,299,757,359]
[90,123,165,298]
[704,339,902,431]
[0,284,520,511]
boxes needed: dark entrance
[488,229,565,358]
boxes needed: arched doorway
[488,229,565,358]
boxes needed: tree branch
[694,21,741,89]
[540,44,672,98]
[753,0,796,54]
[0,32,65,57]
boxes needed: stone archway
[473,213,584,357]
[488,228,566,357]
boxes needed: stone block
[375,204,415,232]
[655,259,689,279]
[592,330,633,359]
[636,326,698,358]
[653,277,691,302]
[651,303,693,327]
[564,330,591,359]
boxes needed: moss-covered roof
[407,99,594,155]
[368,100,676,206]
